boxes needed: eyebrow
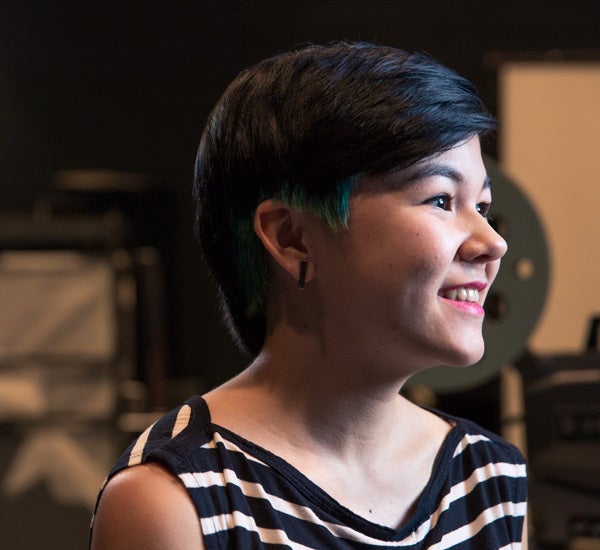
[405,163,492,190]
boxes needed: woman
[91,42,527,549]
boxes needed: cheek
[382,250,445,303]
[341,219,452,289]
[401,259,443,295]
[397,231,450,282]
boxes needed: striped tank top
[92,395,527,548]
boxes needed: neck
[216,325,418,462]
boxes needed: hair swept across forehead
[194,41,496,356]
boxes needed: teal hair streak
[234,174,361,318]
[272,174,361,230]
[231,213,269,318]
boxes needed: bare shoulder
[90,463,204,550]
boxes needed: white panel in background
[500,62,600,353]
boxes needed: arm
[90,463,204,550]
[522,509,529,549]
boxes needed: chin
[442,342,485,368]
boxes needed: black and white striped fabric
[93,395,527,549]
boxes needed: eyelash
[476,202,492,219]
[427,194,493,219]
[428,194,452,211]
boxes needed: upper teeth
[443,288,480,302]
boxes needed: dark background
[1,1,599,390]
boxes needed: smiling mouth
[440,287,480,303]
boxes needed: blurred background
[0,2,598,548]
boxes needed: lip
[439,297,485,317]
[438,281,487,292]
[438,281,487,317]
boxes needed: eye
[427,194,452,211]
[476,201,492,218]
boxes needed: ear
[253,199,316,286]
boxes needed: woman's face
[308,135,507,376]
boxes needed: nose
[457,212,508,263]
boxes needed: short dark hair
[193,41,496,356]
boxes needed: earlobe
[253,199,315,286]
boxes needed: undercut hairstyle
[193,41,496,356]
